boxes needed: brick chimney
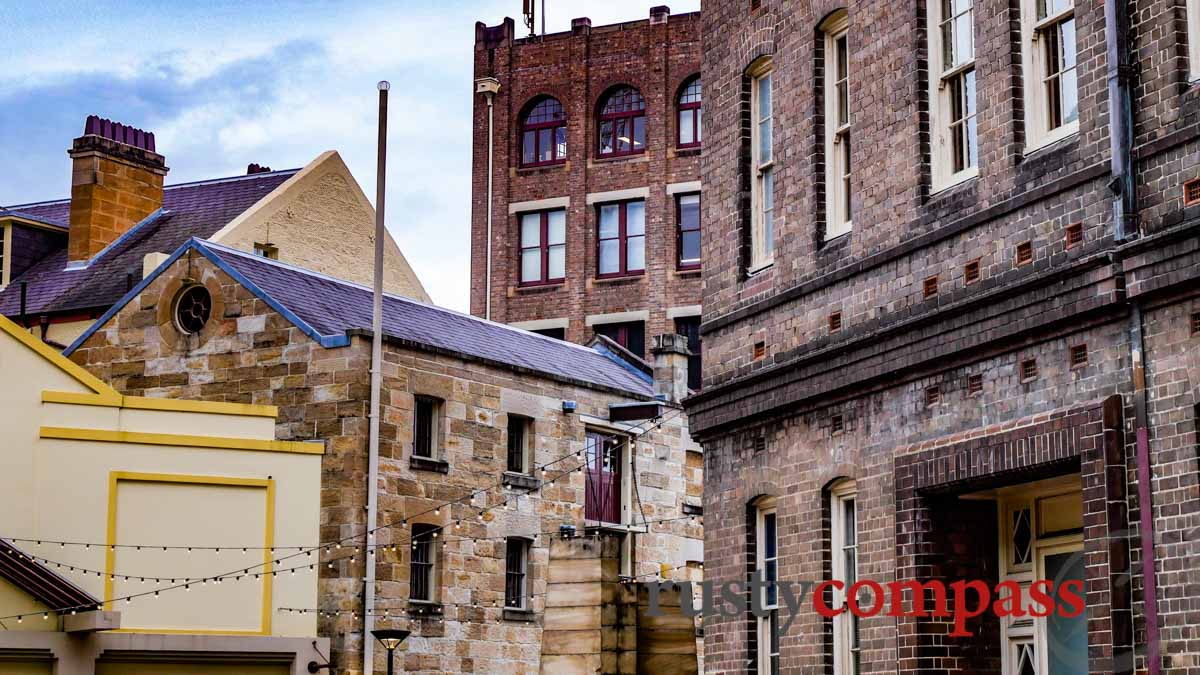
[67,116,168,262]
[651,333,691,404]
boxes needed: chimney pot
[650,5,671,24]
[651,334,691,403]
[571,17,591,34]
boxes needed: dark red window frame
[677,76,702,149]
[520,97,567,168]
[584,430,622,524]
[597,86,646,158]
[518,209,566,287]
[676,192,701,270]
[596,199,645,279]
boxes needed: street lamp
[371,628,410,675]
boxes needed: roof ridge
[3,168,302,210]
[196,239,612,358]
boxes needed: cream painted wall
[0,316,321,638]
[97,664,288,675]
[210,151,431,303]
[0,577,56,632]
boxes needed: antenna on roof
[522,0,536,36]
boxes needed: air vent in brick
[753,341,766,361]
[964,259,980,284]
[1065,223,1083,248]
[967,373,983,396]
[753,436,767,453]
[1070,344,1088,368]
[831,414,844,435]
[1015,241,1033,266]
[924,276,939,298]
[1021,359,1039,381]
[1185,179,1200,206]
[829,312,842,332]
[925,385,940,407]
[1192,312,1200,334]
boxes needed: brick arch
[735,12,777,68]
[515,90,570,119]
[592,79,650,116]
[672,72,701,102]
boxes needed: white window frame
[929,0,980,189]
[823,12,852,239]
[755,498,779,675]
[830,479,859,675]
[0,222,10,289]
[749,57,775,272]
[1189,0,1200,81]
[1020,0,1079,151]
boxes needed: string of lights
[0,408,691,626]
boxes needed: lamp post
[371,628,410,675]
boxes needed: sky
[0,0,700,311]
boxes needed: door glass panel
[1044,551,1087,675]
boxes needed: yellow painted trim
[0,313,119,398]
[104,628,272,636]
[42,390,279,418]
[104,471,276,635]
[1,214,69,234]
[40,427,323,455]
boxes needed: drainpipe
[1105,0,1159,670]
[475,77,501,321]
[364,80,390,675]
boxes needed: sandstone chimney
[67,116,168,262]
[651,333,691,404]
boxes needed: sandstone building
[469,7,704,389]
[68,239,704,674]
[0,115,428,347]
[687,1,1200,674]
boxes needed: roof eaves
[0,539,99,610]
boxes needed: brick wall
[469,10,703,345]
[71,254,703,674]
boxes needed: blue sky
[0,0,700,310]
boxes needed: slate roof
[0,169,297,318]
[69,239,655,398]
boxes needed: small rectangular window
[674,316,703,391]
[750,60,775,270]
[1065,222,1084,248]
[964,259,981,284]
[924,275,939,298]
[253,242,278,259]
[968,373,984,395]
[507,415,531,474]
[597,200,646,278]
[677,193,702,269]
[413,396,440,459]
[1022,358,1039,381]
[505,538,530,609]
[519,209,566,286]
[594,320,646,358]
[1185,178,1200,206]
[1069,344,1088,368]
[410,524,438,602]
[1015,241,1034,266]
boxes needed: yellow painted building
[0,313,327,674]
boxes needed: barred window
[410,524,438,602]
[505,538,530,609]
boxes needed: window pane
[599,240,620,274]
[679,109,693,145]
[555,126,567,159]
[626,235,645,271]
[679,194,700,231]
[941,6,954,65]
[955,10,973,63]
[507,418,525,472]
[844,499,856,545]
[599,120,614,154]
[1045,551,1087,675]
[632,115,646,150]
[547,210,566,244]
[681,231,701,263]
[521,250,542,283]
[757,73,772,120]
[696,109,703,142]
[1061,68,1078,123]
[599,205,620,239]
[523,131,536,165]
[548,244,565,279]
[1062,18,1076,68]
[520,214,542,248]
[538,128,553,163]
[626,201,645,236]
[759,119,772,165]
[764,513,777,558]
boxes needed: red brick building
[469,7,703,388]
[687,1,1200,674]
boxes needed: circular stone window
[173,285,212,335]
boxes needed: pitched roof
[70,239,655,398]
[0,540,99,611]
[0,169,298,318]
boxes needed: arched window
[521,97,567,167]
[678,76,702,148]
[597,86,646,157]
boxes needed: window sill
[674,146,701,157]
[824,226,852,242]
[503,608,536,622]
[515,163,568,176]
[502,472,541,490]
[593,273,645,285]
[515,282,565,294]
[1023,125,1079,158]
[674,267,702,278]
[930,168,979,196]
[589,152,649,166]
[407,601,444,617]
[410,456,449,474]
[745,262,774,277]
